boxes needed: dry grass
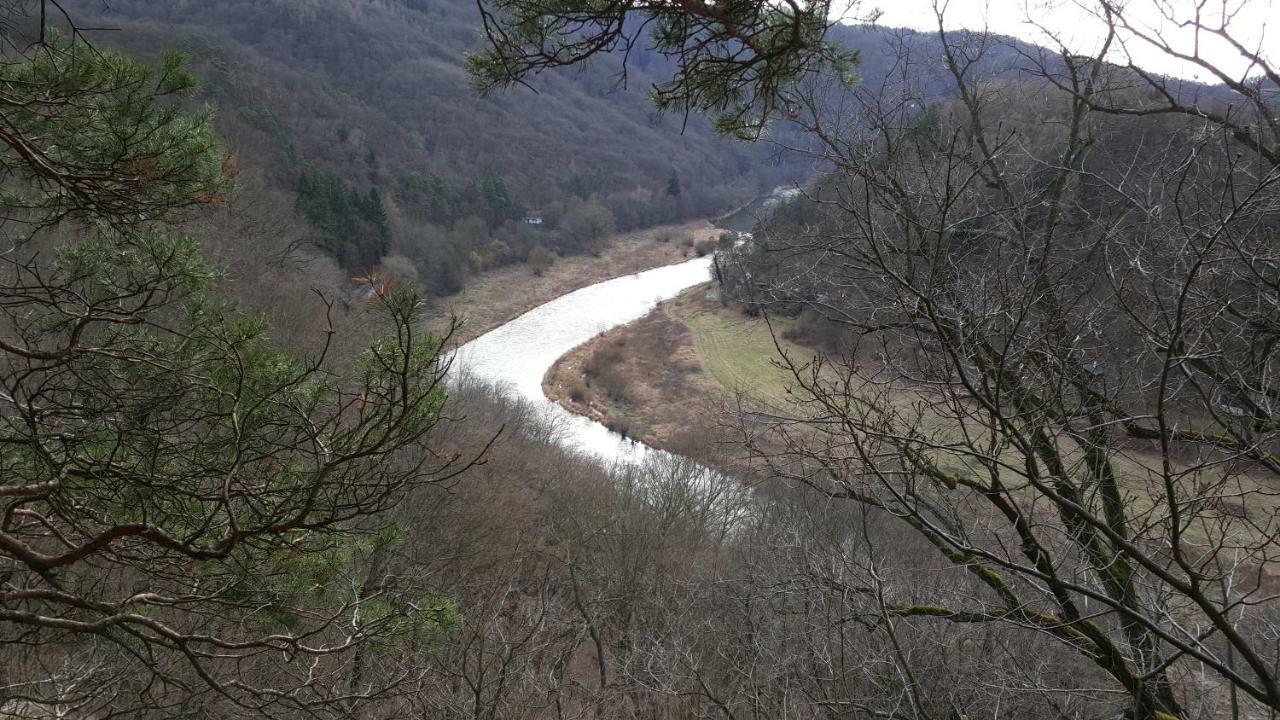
[543,287,715,446]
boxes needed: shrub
[694,239,717,257]
[584,342,625,375]
[558,198,615,255]
[527,244,556,276]
[379,254,421,288]
[595,366,631,403]
[603,413,631,439]
[567,380,590,403]
[781,308,854,355]
[584,341,630,403]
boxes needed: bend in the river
[453,255,713,465]
[453,186,795,466]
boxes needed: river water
[452,255,714,464]
[452,185,799,466]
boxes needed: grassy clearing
[680,307,810,410]
[671,290,1280,540]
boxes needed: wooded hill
[55,0,1088,297]
[59,0,811,293]
[54,1,1075,296]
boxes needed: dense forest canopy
[53,0,1069,295]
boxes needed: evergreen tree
[296,169,391,272]
[666,171,682,197]
[478,171,522,227]
[367,186,393,249]
[468,0,853,136]
[0,35,465,715]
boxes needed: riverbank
[545,282,1280,549]
[428,220,721,345]
[542,283,815,449]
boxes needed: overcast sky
[843,0,1277,80]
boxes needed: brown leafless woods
[5,0,1280,718]
[717,4,1280,719]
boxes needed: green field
[675,294,1278,541]
[680,307,815,410]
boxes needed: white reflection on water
[452,255,713,464]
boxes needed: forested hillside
[58,0,809,293]
[53,0,1072,298]
[6,0,1280,718]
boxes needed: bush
[527,244,556,276]
[694,239,717,257]
[379,254,421,288]
[595,366,631,403]
[584,341,624,375]
[655,230,673,243]
[603,413,631,439]
[718,231,737,248]
[557,198,615,256]
[584,341,630,403]
[567,380,590,403]
[782,308,853,355]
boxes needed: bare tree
[715,6,1280,718]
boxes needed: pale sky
[843,0,1278,81]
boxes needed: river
[452,254,714,464]
[452,186,798,466]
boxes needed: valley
[2,1,1277,718]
